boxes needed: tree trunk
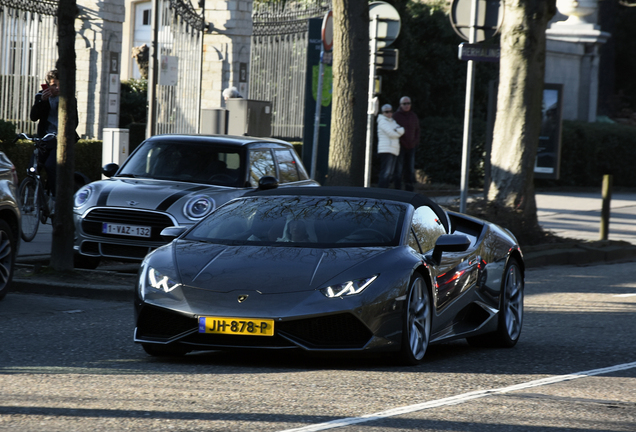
[327,0,369,186]
[50,0,78,271]
[487,0,556,230]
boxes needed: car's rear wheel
[0,219,16,301]
[399,274,431,365]
[18,177,40,242]
[467,257,524,348]
[142,343,191,357]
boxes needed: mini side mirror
[258,176,279,191]
[102,163,119,178]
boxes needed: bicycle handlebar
[12,132,57,145]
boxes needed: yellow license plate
[198,316,275,336]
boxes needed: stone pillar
[545,0,609,122]
[76,0,126,139]
[201,0,253,111]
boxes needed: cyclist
[29,68,79,207]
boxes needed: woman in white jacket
[376,104,404,188]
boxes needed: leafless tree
[326,0,369,186]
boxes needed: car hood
[89,178,247,214]
[171,240,387,294]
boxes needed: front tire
[399,275,432,365]
[467,257,524,348]
[18,178,40,242]
[0,219,16,301]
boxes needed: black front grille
[278,313,372,349]
[137,307,372,350]
[137,305,198,340]
[81,208,175,242]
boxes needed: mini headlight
[184,195,215,220]
[320,275,378,298]
[74,185,93,207]
[148,267,181,293]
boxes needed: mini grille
[82,208,174,241]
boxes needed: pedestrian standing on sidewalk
[392,96,420,191]
[376,104,404,188]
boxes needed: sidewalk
[12,190,636,300]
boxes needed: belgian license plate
[198,316,274,336]
[102,222,151,238]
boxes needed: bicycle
[15,132,56,242]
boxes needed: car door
[409,205,480,314]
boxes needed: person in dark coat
[29,68,79,198]
[392,96,420,191]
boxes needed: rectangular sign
[458,43,500,62]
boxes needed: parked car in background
[73,134,319,269]
[134,187,524,364]
[0,151,21,301]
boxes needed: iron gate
[149,0,204,136]
[0,0,57,135]
[250,0,330,141]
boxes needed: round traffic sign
[450,0,504,42]
[369,1,401,49]
[321,11,333,51]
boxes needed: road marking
[279,361,636,432]
[613,293,636,297]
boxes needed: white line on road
[279,361,636,432]
[613,293,636,297]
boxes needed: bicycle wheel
[18,177,40,242]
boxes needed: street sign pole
[311,11,333,180]
[459,0,479,213]
[364,15,379,188]
[311,47,325,180]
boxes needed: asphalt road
[1,262,634,431]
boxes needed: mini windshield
[185,196,406,247]
[118,140,244,187]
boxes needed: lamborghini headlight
[320,275,378,298]
[147,267,182,293]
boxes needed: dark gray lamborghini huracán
[134,187,524,364]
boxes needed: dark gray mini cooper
[73,134,318,268]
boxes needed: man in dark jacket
[392,96,420,191]
[30,68,79,199]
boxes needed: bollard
[600,174,613,241]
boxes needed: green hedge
[413,118,636,190]
[415,116,487,188]
[1,138,104,184]
[536,121,636,188]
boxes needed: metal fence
[0,0,58,135]
[250,0,330,141]
[150,0,204,136]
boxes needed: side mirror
[102,163,119,178]
[160,226,188,241]
[257,176,279,191]
[431,234,471,265]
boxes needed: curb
[12,278,134,302]
[523,241,636,268]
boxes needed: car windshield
[185,196,406,247]
[117,140,244,187]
